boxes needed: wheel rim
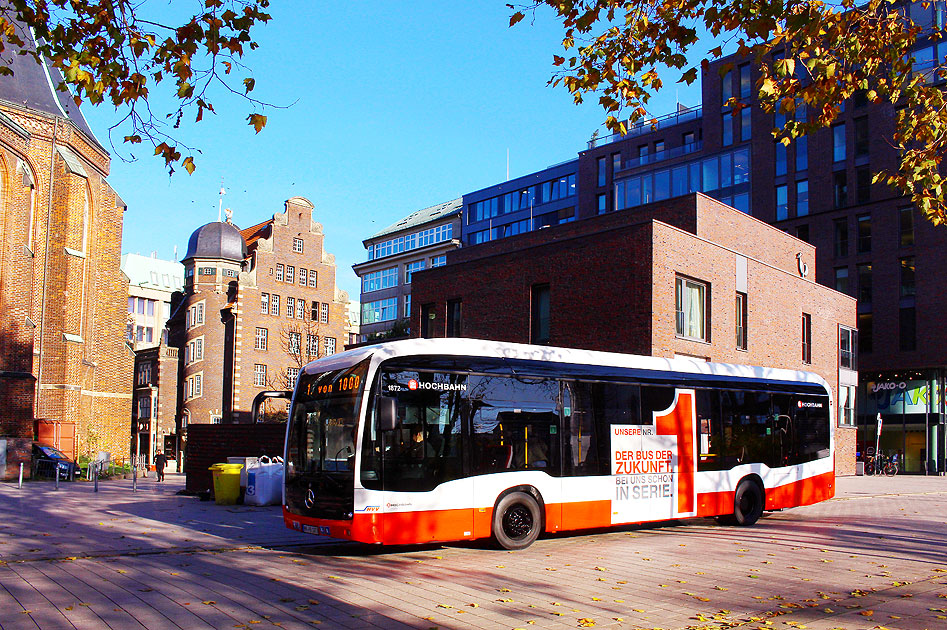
[739,488,760,517]
[502,504,533,540]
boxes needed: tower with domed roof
[169,198,349,428]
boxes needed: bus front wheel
[492,491,542,550]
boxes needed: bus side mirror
[376,396,399,432]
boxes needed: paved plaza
[1,473,946,630]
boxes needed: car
[32,444,81,480]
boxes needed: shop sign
[866,380,932,415]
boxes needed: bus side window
[640,386,676,422]
[695,389,724,471]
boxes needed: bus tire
[492,491,542,550]
[732,478,765,526]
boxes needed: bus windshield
[286,358,369,519]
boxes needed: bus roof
[304,338,830,392]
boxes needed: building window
[420,303,435,338]
[739,63,751,98]
[271,294,280,316]
[638,144,649,165]
[833,171,848,208]
[311,301,319,321]
[324,337,337,355]
[854,116,869,158]
[775,142,787,176]
[446,299,462,337]
[722,68,733,105]
[320,302,329,324]
[289,332,301,355]
[834,219,848,257]
[856,166,871,204]
[722,111,733,146]
[597,193,607,214]
[362,298,398,324]
[299,268,307,285]
[255,327,267,351]
[612,152,621,174]
[404,294,412,318]
[287,367,300,383]
[430,255,446,268]
[740,107,751,142]
[194,373,202,398]
[597,156,607,187]
[796,180,809,216]
[839,384,856,427]
[900,206,915,247]
[254,364,267,387]
[404,260,425,284]
[833,123,846,162]
[286,266,295,284]
[796,224,810,243]
[261,293,269,315]
[840,326,858,371]
[857,263,872,304]
[293,237,304,253]
[362,267,398,292]
[276,264,284,282]
[900,307,916,351]
[307,334,319,358]
[295,298,304,319]
[834,267,849,294]
[308,270,318,287]
[137,362,152,386]
[735,292,747,351]
[795,135,808,171]
[287,297,296,319]
[801,313,812,364]
[138,396,152,419]
[675,276,708,341]
[856,214,871,253]
[530,284,550,345]
[900,256,916,297]
[775,185,788,220]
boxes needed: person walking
[154,452,167,482]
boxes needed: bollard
[18,462,23,489]
[55,464,60,490]
[132,464,137,493]
[93,463,99,493]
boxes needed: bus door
[466,373,562,536]
[370,369,471,544]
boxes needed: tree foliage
[0,0,271,174]
[511,0,947,224]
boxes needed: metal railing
[616,140,703,173]
[588,105,703,149]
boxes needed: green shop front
[856,370,946,474]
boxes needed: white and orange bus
[282,339,834,549]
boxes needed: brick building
[0,24,133,477]
[132,341,180,469]
[411,194,859,474]
[353,198,461,341]
[168,197,349,432]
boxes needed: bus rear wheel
[492,491,542,550]
[730,478,765,526]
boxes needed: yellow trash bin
[209,463,243,505]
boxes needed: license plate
[302,524,331,536]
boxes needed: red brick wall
[0,104,133,474]
[184,423,286,493]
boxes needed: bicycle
[865,453,898,476]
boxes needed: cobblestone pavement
[1,473,946,630]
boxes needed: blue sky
[84,2,703,301]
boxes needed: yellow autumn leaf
[578,618,596,627]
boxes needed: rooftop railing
[588,105,702,149]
